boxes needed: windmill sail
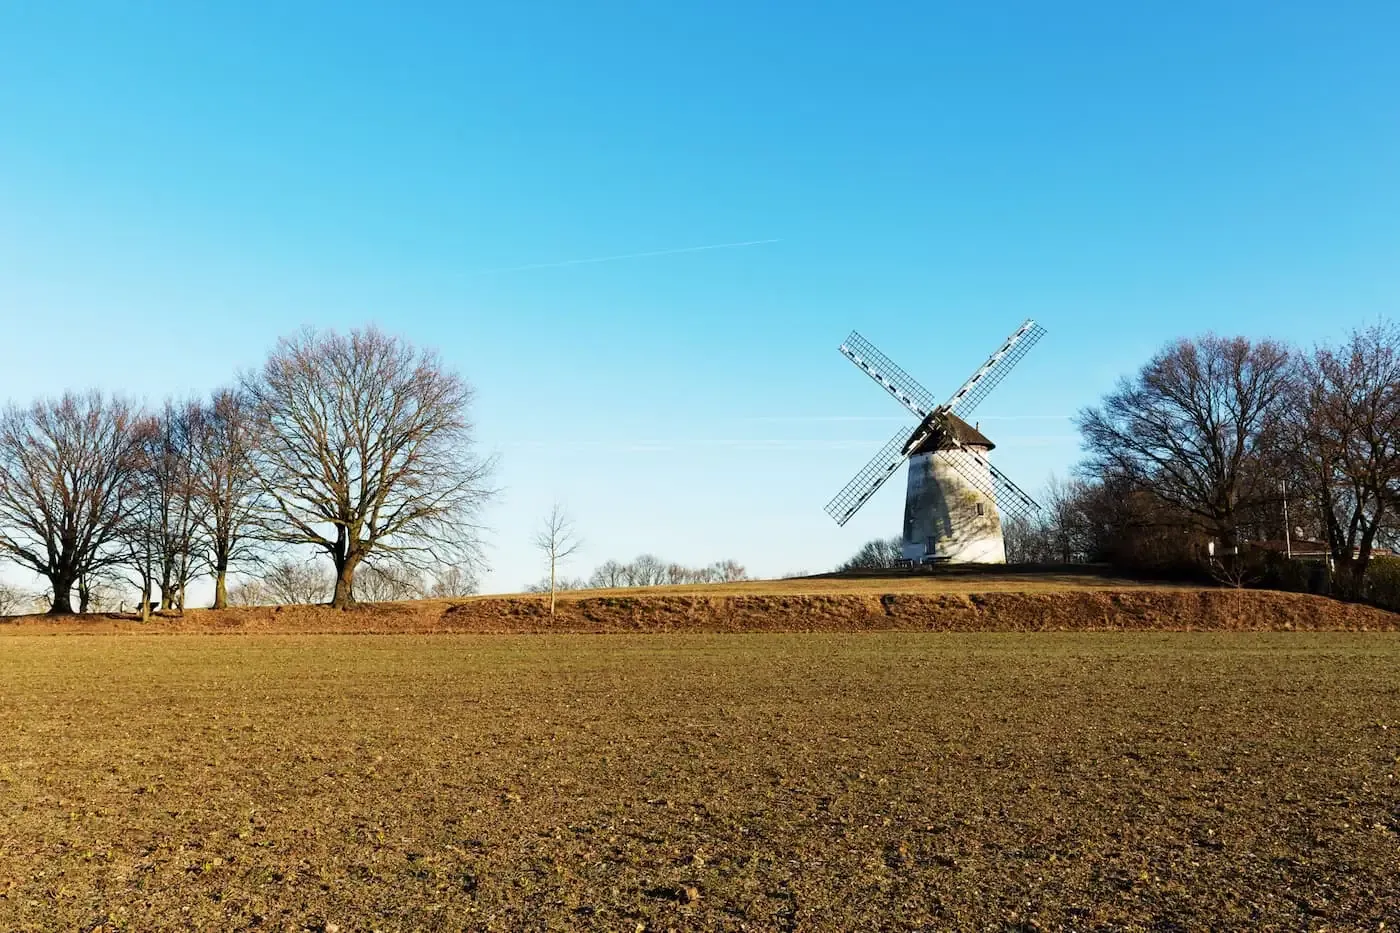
[824,425,914,526]
[944,319,1046,418]
[826,319,1047,542]
[839,331,940,418]
[932,443,1042,527]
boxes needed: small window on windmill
[976,502,985,517]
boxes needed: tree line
[1020,323,1400,595]
[836,321,1400,599]
[1066,322,1397,594]
[0,326,493,615]
[523,554,749,594]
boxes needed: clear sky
[1,1,1397,595]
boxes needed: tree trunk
[212,564,229,611]
[331,554,361,609]
[48,571,77,615]
[159,563,173,611]
[549,555,556,616]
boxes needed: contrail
[464,238,780,275]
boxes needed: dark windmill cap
[909,413,995,455]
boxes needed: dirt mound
[3,587,1395,634]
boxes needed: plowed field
[2,633,1398,930]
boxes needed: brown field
[2,632,1398,931]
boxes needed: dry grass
[3,582,1395,636]
[2,633,1398,930]
[520,568,1183,599]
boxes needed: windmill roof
[909,413,995,454]
[945,414,994,448]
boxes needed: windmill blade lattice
[933,443,1042,527]
[839,331,940,418]
[823,425,914,526]
[945,320,1046,419]
[826,318,1046,536]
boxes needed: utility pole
[1281,480,1291,560]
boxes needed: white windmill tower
[825,320,1046,564]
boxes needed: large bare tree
[1294,321,1400,589]
[191,389,263,609]
[120,403,206,617]
[122,413,165,621]
[0,392,145,614]
[532,502,582,615]
[245,327,494,608]
[1077,335,1293,553]
[148,401,205,611]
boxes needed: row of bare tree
[523,555,749,594]
[1005,322,1399,593]
[0,327,493,615]
[835,537,903,571]
[224,559,479,607]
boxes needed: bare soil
[1,633,1398,930]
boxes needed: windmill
[825,320,1047,564]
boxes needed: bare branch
[0,392,145,614]
[1075,335,1293,552]
[533,502,582,615]
[243,326,496,607]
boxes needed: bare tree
[626,554,668,587]
[532,502,582,615]
[1002,476,1096,564]
[583,555,748,588]
[1294,321,1400,590]
[707,559,748,583]
[428,564,479,598]
[77,571,123,614]
[1001,514,1041,563]
[261,558,331,606]
[524,575,587,594]
[353,562,424,602]
[245,327,495,608]
[588,559,628,588]
[226,577,270,607]
[0,392,145,614]
[192,389,263,609]
[1077,335,1293,555]
[138,400,205,613]
[837,537,903,571]
[120,415,166,621]
[1041,476,1097,563]
[0,582,26,616]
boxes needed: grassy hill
[3,567,1395,634]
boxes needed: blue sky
[1,1,1397,594]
